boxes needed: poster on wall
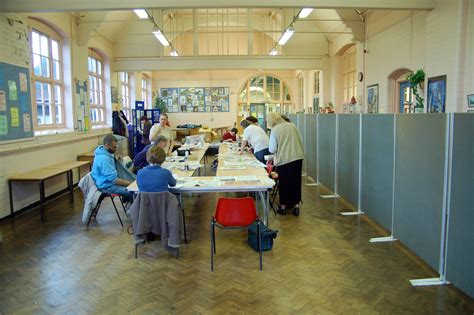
[427,75,446,113]
[160,86,229,113]
[367,84,379,114]
[467,94,474,108]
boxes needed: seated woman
[137,146,176,192]
[222,128,238,142]
[132,135,168,174]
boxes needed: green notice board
[0,62,33,141]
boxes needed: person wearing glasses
[91,134,133,200]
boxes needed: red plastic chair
[210,197,262,271]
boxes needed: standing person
[91,134,133,200]
[222,128,238,142]
[240,119,270,163]
[245,116,259,125]
[140,115,152,145]
[149,113,174,156]
[268,113,304,216]
[137,146,176,192]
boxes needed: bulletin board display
[160,87,230,113]
[0,62,34,141]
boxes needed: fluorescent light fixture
[170,50,179,57]
[298,8,314,18]
[278,27,294,45]
[134,9,148,19]
[269,48,278,56]
[152,30,170,46]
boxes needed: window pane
[97,61,102,75]
[32,31,41,54]
[98,78,103,93]
[91,59,97,73]
[41,56,50,77]
[37,103,44,125]
[51,40,59,60]
[99,90,103,105]
[55,85,62,124]
[88,57,93,72]
[53,60,60,80]
[40,35,49,57]
[33,54,42,76]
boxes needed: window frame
[141,74,149,108]
[120,72,131,121]
[29,22,65,130]
[88,48,106,125]
[341,45,357,104]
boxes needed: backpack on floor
[247,222,278,252]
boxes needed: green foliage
[154,96,167,113]
[406,69,425,109]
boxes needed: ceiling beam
[113,56,327,71]
[0,0,435,12]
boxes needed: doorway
[399,82,414,113]
[249,103,266,129]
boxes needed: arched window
[141,74,150,108]
[88,48,105,124]
[29,19,64,129]
[120,72,131,120]
[238,74,292,116]
[341,45,357,104]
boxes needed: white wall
[153,70,296,127]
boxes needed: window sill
[92,124,112,130]
[34,128,75,137]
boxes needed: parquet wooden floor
[1,181,474,314]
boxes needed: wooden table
[8,160,91,221]
[77,151,95,164]
[170,144,209,177]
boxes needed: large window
[30,25,64,129]
[341,45,357,103]
[120,72,131,120]
[297,74,304,111]
[238,74,292,115]
[141,75,149,108]
[88,49,105,124]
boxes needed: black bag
[247,222,278,252]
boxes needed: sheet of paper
[19,72,27,92]
[8,80,17,101]
[19,94,28,112]
[0,90,6,111]
[23,113,31,132]
[234,175,259,182]
[0,114,7,135]
[10,107,19,127]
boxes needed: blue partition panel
[394,114,446,272]
[318,114,336,191]
[446,113,474,298]
[337,114,360,207]
[360,115,395,231]
[305,115,318,182]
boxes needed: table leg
[9,180,14,217]
[258,190,270,227]
[39,180,45,222]
[68,170,74,203]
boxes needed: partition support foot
[320,194,339,199]
[369,236,397,243]
[409,277,449,287]
[304,183,319,186]
[340,210,364,216]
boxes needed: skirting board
[369,236,397,243]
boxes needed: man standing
[91,135,133,200]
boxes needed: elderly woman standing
[149,113,174,156]
[268,113,304,216]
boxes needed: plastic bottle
[184,150,189,171]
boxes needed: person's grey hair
[240,119,251,128]
[103,134,117,145]
[155,135,168,144]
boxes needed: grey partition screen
[394,114,446,272]
[318,114,336,191]
[446,113,474,298]
[297,113,306,174]
[337,114,360,207]
[305,114,318,182]
[288,114,297,124]
[360,114,395,231]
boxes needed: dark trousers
[276,159,303,207]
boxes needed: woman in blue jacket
[137,146,176,192]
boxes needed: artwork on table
[427,75,446,113]
[160,86,229,113]
[367,84,379,114]
[467,94,474,107]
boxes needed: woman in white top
[240,119,270,163]
[149,113,174,156]
[268,112,304,216]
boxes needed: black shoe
[293,207,300,216]
[276,207,287,215]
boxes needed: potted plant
[406,69,425,113]
[154,95,167,113]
